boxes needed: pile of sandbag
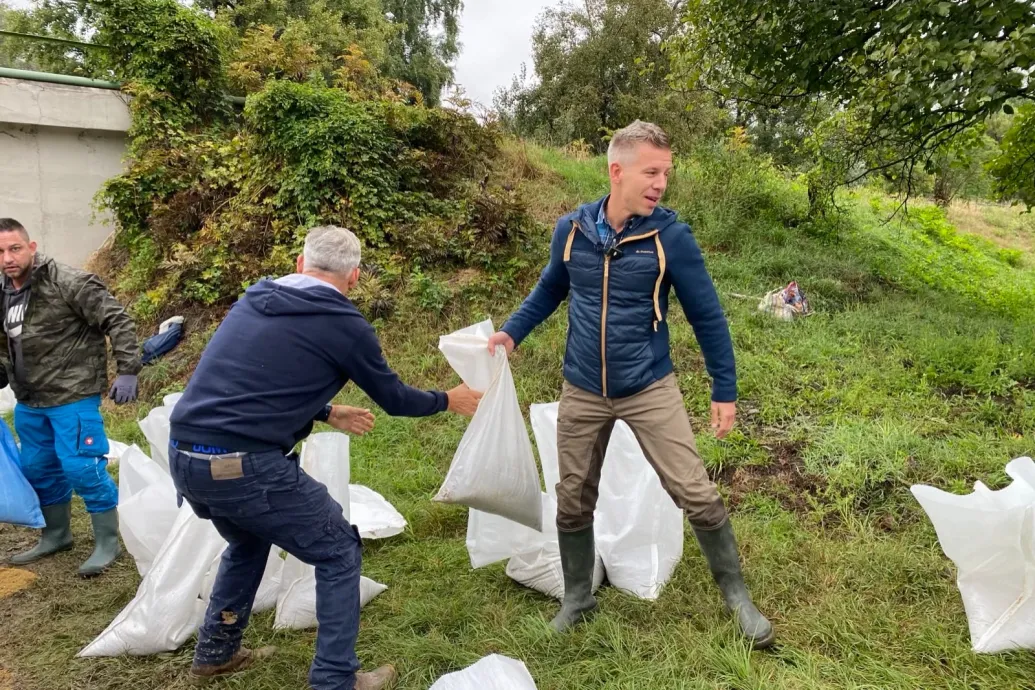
[463,398,684,601]
[912,457,1035,653]
[80,400,406,657]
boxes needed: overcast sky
[4,0,553,106]
[452,1,554,108]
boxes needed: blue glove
[109,374,138,405]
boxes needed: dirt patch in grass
[0,570,36,601]
[719,440,825,513]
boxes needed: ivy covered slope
[89,0,542,327]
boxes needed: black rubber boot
[549,525,598,632]
[78,508,122,577]
[9,502,73,565]
[693,520,775,649]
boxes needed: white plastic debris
[429,654,537,690]
[435,320,542,531]
[912,457,1035,653]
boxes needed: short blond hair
[607,120,671,164]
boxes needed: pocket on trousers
[76,414,110,458]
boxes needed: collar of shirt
[274,273,342,294]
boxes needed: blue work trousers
[14,395,117,513]
[170,445,363,690]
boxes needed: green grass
[3,146,1035,689]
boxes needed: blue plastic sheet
[0,418,45,528]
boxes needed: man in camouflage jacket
[0,218,141,577]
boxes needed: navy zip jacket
[171,278,448,453]
[501,196,737,402]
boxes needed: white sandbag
[198,549,286,615]
[429,654,537,690]
[911,457,1035,653]
[274,565,387,630]
[117,445,179,576]
[435,320,542,531]
[504,493,604,600]
[78,503,226,657]
[529,403,561,496]
[275,432,354,630]
[138,405,174,473]
[0,385,15,415]
[466,506,543,569]
[162,392,184,407]
[106,440,130,466]
[350,484,407,539]
[595,419,684,600]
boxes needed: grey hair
[303,225,362,276]
[607,120,671,164]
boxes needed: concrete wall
[0,77,131,268]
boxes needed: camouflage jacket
[0,255,141,408]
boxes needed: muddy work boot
[190,645,277,684]
[9,502,73,565]
[693,520,775,649]
[354,665,399,689]
[78,508,123,577]
[549,525,598,632]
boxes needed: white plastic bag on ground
[435,320,542,531]
[595,419,684,600]
[79,503,226,657]
[275,433,388,630]
[429,654,537,690]
[117,445,179,576]
[912,457,1035,653]
[350,485,407,539]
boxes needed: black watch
[315,404,333,423]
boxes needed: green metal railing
[0,30,245,105]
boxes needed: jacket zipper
[599,229,661,397]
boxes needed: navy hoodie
[170,277,448,453]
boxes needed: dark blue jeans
[170,446,363,690]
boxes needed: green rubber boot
[693,521,775,649]
[9,502,74,565]
[78,508,122,577]
[549,525,598,632]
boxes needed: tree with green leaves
[673,0,1035,209]
[497,0,721,152]
[381,0,461,106]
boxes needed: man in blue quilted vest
[488,121,774,648]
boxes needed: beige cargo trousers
[555,373,728,533]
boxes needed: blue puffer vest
[502,196,736,402]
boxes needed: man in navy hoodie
[488,121,774,648]
[169,226,482,689]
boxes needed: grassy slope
[2,145,1035,689]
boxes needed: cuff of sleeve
[433,391,449,413]
[711,386,737,403]
[499,322,527,348]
